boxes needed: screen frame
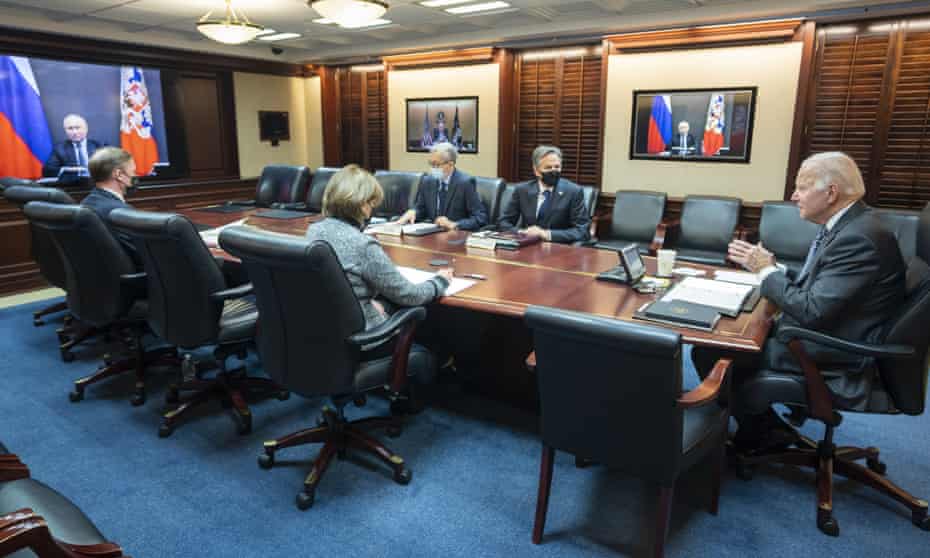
[258,110,291,144]
[404,96,479,154]
[628,86,758,165]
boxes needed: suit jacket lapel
[801,201,867,285]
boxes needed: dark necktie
[537,190,552,222]
[799,226,827,280]
[437,183,448,216]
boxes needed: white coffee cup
[657,249,676,277]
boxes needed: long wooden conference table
[185,206,774,355]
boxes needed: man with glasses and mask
[497,145,590,243]
[397,142,487,231]
[82,147,141,265]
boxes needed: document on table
[199,218,248,247]
[714,269,762,286]
[396,266,476,296]
[661,276,753,316]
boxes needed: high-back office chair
[374,170,423,218]
[733,257,930,536]
[109,208,284,437]
[525,307,731,557]
[919,202,930,262]
[875,208,921,262]
[495,183,520,228]
[23,202,178,405]
[595,190,667,255]
[667,195,742,266]
[255,165,311,207]
[0,442,128,557]
[219,226,432,510]
[475,176,505,224]
[579,185,600,242]
[304,166,340,213]
[0,177,35,193]
[3,185,76,329]
[758,201,821,275]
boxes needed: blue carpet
[1,298,928,557]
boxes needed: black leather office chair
[109,208,285,437]
[219,226,433,510]
[248,165,310,208]
[374,170,423,218]
[595,190,667,255]
[666,195,742,266]
[758,201,821,276]
[24,202,178,405]
[918,202,930,262]
[3,185,76,330]
[492,183,520,229]
[0,442,128,557]
[303,166,340,213]
[525,307,731,557]
[875,208,920,262]
[0,177,35,192]
[579,185,600,244]
[475,176,505,224]
[733,257,930,536]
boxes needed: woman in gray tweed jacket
[306,164,452,329]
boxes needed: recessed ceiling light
[339,18,392,29]
[258,32,302,41]
[419,0,472,7]
[313,18,336,24]
[445,1,510,14]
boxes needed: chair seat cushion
[0,478,107,551]
[675,248,728,266]
[217,299,258,344]
[681,403,728,468]
[594,239,651,255]
[353,344,436,392]
[737,369,807,416]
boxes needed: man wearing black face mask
[497,145,590,243]
[83,147,142,266]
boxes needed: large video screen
[406,97,478,153]
[0,54,174,182]
[630,87,757,163]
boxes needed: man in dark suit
[497,145,590,243]
[665,121,696,154]
[693,151,906,448]
[397,142,487,231]
[82,147,140,266]
[42,114,104,178]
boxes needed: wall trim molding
[604,19,803,53]
[383,48,496,71]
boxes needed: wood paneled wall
[321,67,388,171]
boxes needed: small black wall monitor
[259,110,290,146]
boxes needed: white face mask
[429,167,446,181]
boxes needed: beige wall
[601,42,803,201]
[388,63,499,177]
[233,72,324,178]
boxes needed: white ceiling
[0,0,922,64]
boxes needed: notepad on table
[199,218,248,247]
[396,266,476,296]
[714,269,762,286]
[661,276,754,317]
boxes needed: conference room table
[184,206,774,354]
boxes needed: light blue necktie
[798,226,827,281]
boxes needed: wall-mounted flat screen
[630,87,757,163]
[406,97,478,153]
[259,110,290,145]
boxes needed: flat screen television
[258,110,290,146]
[630,87,757,163]
[406,97,478,153]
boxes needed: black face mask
[540,170,560,187]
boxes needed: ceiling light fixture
[419,0,472,7]
[308,0,389,27]
[444,1,510,15]
[197,0,264,45]
[339,18,392,29]
[258,33,303,42]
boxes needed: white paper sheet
[396,266,476,297]
[714,269,762,286]
[199,218,248,247]
[661,276,753,315]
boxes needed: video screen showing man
[42,114,103,179]
[665,121,696,155]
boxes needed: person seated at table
[497,145,590,243]
[691,151,906,451]
[306,164,453,330]
[82,147,141,266]
[396,142,487,231]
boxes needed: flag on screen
[421,105,432,148]
[120,66,159,175]
[646,95,672,154]
[702,93,725,156]
[0,56,53,179]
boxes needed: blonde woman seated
[306,164,453,332]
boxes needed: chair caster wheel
[277,390,290,401]
[393,468,412,485]
[866,457,887,475]
[69,390,84,402]
[130,393,146,407]
[912,511,930,531]
[34,318,44,327]
[736,464,754,481]
[817,515,840,537]
[258,453,274,469]
[386,425,402,438]
[296,491,315,510]
[158,424,174,438]
[61,351,75,363]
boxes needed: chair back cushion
[307,167,340,212]
[475,176,505,224]
[219,227,366,397]
[5,186,76,290]
[918,202,930,263]
[23,202,135,327]
[109,208,226,347]
[524,306,685,484]
[759,201,820,265]
[608,190,666,245]
[875,208,920,262]
[678,195,741,252]
[254,165,311,207]
[580,185,599,220]
[498,184,521,228]
[373,171,423,218]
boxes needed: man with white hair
[693,151,906,450]
[398,142,487,231]
[42,114,104,178]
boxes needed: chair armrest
[0,509,125,558]
[348,307,426,349]
[0,453,30,481]
[776,326,914,359]
[678,358,732,408]
[209,283,254,302]
[119,272,146,287]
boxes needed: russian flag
[0,56,53,180]
[120,66,159,176]
[647,95,672,154]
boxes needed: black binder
[635,300,721,332]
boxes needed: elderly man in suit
[397,142,487,231]
[497,145,590,243]
[693,151,906,450]
[43,114,104,178]
[665,121,696,154]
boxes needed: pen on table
[459,273,487,280]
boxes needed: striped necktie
[798,226,827,280]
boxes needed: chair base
[57,321,102,363]
[258,405,410,510]
[734,430,930,536]
[33,300,68,327]
[69,344,180,406]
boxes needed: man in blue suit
[397,142,487,231]
[82,147,139,265]
[42,114,104,178]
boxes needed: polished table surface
[185,206,773,352]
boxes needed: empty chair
[875,208,920,262]
[579,185,600,243]
[919,202,930,262]
[758,201,821,275]
[493,184,519,229]
[667,195,742,266]
[525,306,731,557]
[373,170,423,218]
[219,226,433,510]
[252,165,311,207]
[304,166,340,213]
[0,177,36,193]
[474,176,505,224]
[595,190,667,255]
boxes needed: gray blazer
[306,217,449,329]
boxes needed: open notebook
[396,266,475,297]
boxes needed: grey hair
[678,121,689,128]
[532,145,562,169]
[800,151,865,198]
[430,142,458,163]
[88,147,132,183]
[63,113,87,126]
